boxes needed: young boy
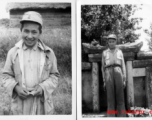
[3,11,59,115]
[101,34,126,117]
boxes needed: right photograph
[81,3,152,117]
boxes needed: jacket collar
[22,41,38,51]
[15,39,51,53]
[107,47,119,53]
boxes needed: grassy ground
[0,26,72,115]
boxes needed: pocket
[105,54,110,65]
[116,53,122,65]
[117,55,122,59]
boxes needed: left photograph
[0,2,72,115]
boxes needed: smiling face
[107,38,117,49]
[21,22,41,48]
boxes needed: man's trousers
[105,66,126,117]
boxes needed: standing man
[3,11,59,115]
[102,34,126,117]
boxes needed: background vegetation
[81,5,143,45]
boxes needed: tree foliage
[81,5,143,45]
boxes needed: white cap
[107,34,117,40]
[20,11,43,26]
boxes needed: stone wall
[82,70,93,113]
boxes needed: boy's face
[21,22,41,48]
[108,38,117,49]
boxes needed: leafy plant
[81,5,143,45]
[127,107,152,117]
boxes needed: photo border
[0,0,76,120]
[77,0,152,120]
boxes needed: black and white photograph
[4,0,152,119]
[77,0,152,118]
[0,0,76,120]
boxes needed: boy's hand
[14,85,29,100]
[30,85,43,96]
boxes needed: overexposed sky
[133,4,152,29]
[0,1,9,19]
[132,4,152,51]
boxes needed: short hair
[20,21,42,34]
